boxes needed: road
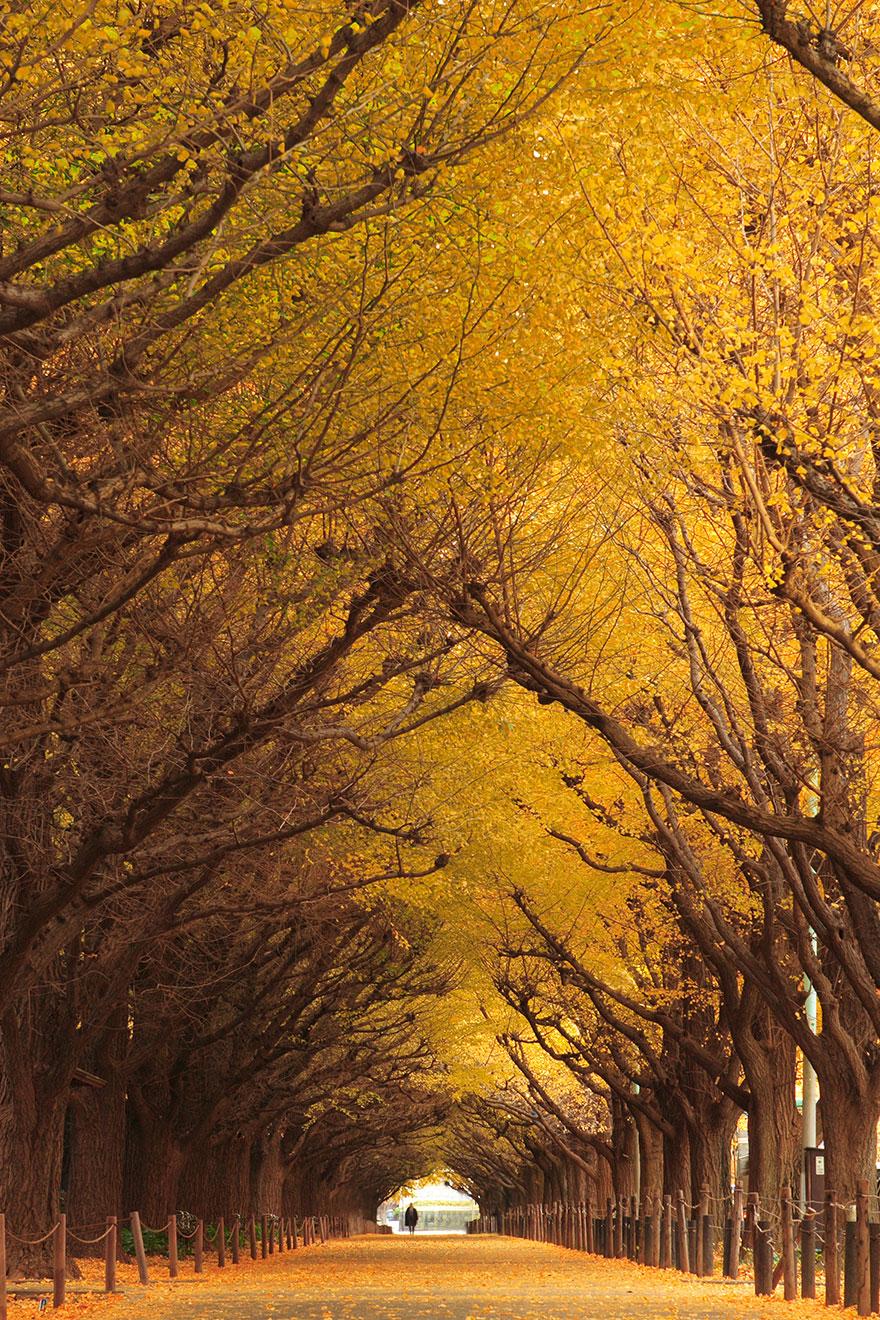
[104,1233,822,1320]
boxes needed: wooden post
[870,1222,880,1316]
[0,1213,7,1320]
[231,1215,240,1265]
[754,1197,773,1297]
[745,1192,759,1288]
[651,1195,661,1268]
[728,1185,742,1281]
[53,1213,66,1309]
[130,1211,149,1284]
[695,1185,707,1277]
[217,1215,226,1268]
[320,1215,327,1245]
[845,1206,858,1308]
[743,1190,753,1253]
[194,1219,204,1273]
[781,1185,796,1301]
[277,1216,284,1254]
[267,1213,274,1255]
[676,1190,690,1273]
[800,1210,815,1299]
[857,1180,870,1316]
[168,1214,178,1279]
[662,1193,672,1269]
[825,1188,840,1306]
[105,1217,117,1293]
[585,1198,594,1254]
[605,1199,613,1258]
[249,1215,257,1260]
[292,1218,299,1249]
[261,1214,268,1259]
[687,1217,698,1275]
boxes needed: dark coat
[404,1205,419,1227]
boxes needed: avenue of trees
[3,0,880,1278]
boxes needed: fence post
[194,1218,204,1274]
[825,1188,840,1306]
[130,1211,149,1284]
[661,1194,672,1269]
[168,1214,178,1279]
[217,1215,226,1268]
[687,1215,698,1275]
[231,1214,240,1265]
[754,1197,773,1296]
[105,1216,117,1293]
[856,1180,870,1316]
[870,1222,880,1316]
[53,1213,66,1309]
[781,1185,796,1300]
[676,1190,689,1273]
[845,1203,858,1308]
[695,1185,707,1277]
[728,1185,742,1280]
[801,1209,815,1299]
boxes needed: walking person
[404,1203,419,1235]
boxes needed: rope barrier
[6,1225,59,1245]
[67,1226,114,1246]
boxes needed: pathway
[92,1234,827,1320]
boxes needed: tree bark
[818,1072,880,1204]
[66,1006,128,1254]
[123,1100,185,1224]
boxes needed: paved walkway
[98,1234,825,1320]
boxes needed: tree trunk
[635,1114,664,1201]
[0,990,80,1277]
[0,1077,67,1277]
[611,1095,637,1198]
[180,1135,250,1220]
[66,1010,128,1254]
[690,1102,738,1206]
[818,1069,880,1205]
[662,1118,691,1201]
[251,1128,284,1214]
[123,1100,185,1224]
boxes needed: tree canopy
[4,0,880,1272]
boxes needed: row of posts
[471,1180,880,1313]
[0,1209,348,1317]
